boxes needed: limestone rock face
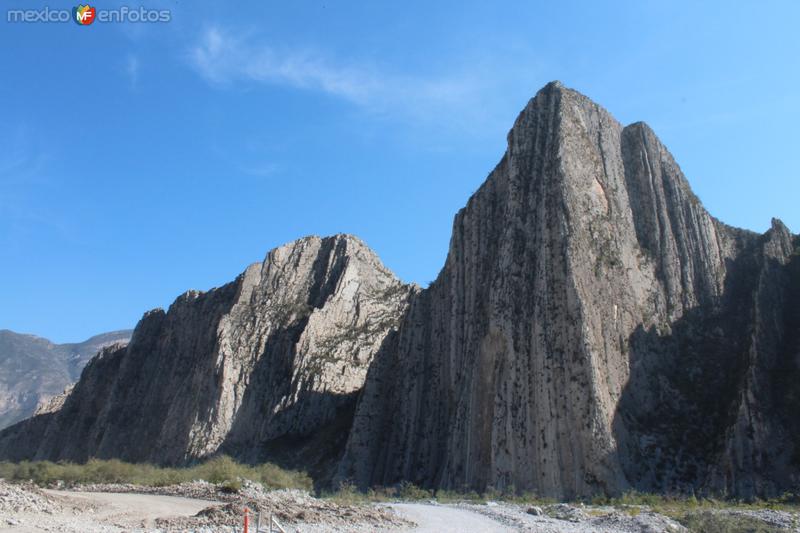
[337,82,799,499]
[0,235,413,472]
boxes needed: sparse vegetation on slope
[0,456,312,490]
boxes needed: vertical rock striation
[0,235,413,477]
[338,82,799,499]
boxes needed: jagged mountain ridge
[0,82,797,499]
[336,82,799,499]
[0,330,132,429]
[0,235,413,482]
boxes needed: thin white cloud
[237,161,280,178]
[188,27,415,106]
[0,125,68,249]
[0,125,48,186]
[187,26,538,130]
[125,55,140,87]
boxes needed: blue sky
[1,1,798,342]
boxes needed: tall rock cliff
[0,235,413,478]
[337,82,799,499]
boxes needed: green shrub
[507,491,555,506]
[434,489,485,504]
[0,456,311,491]
[323,481,435,504]
[193,455,241,484]
[322,481,370,505]
[253,462,312,490]
[397,481,433,500]
[366,486,398,501]
[433,489,464,503]
[613,490,670,507]
[220,479,243,493]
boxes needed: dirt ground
[1,480,799,532]
[0,485,217,532]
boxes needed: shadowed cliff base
[221,390,360,492]
[615,231,800,499]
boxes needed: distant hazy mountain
[0,329,132,429]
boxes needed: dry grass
[0,456,312,491]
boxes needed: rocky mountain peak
[0,235,413,476]
[338,83,799,499]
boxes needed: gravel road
[46,489,219,527]
[1,481,797,533]
[1,488,220,532]
[387,503,510,532]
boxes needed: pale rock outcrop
[0,235,413,476]
[33,384,76,416]
[337,82,799,499]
